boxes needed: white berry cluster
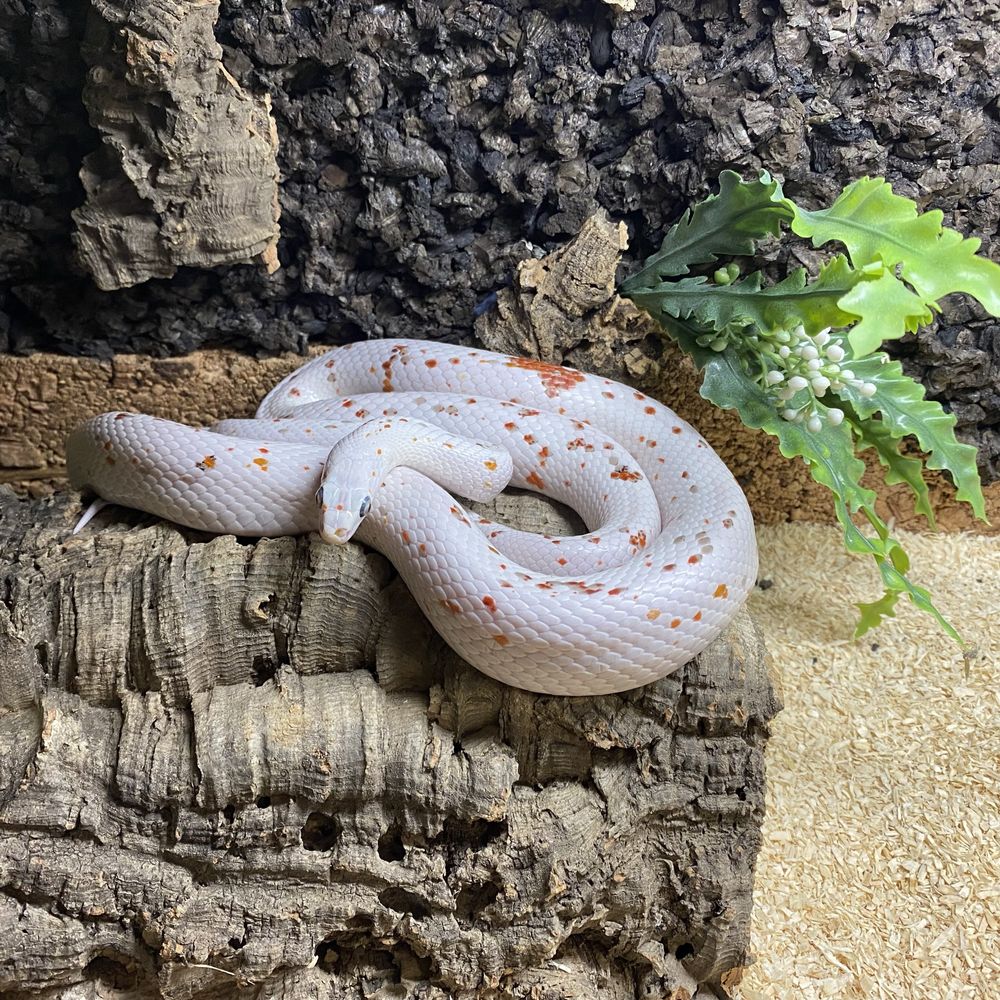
[752,324,877,431]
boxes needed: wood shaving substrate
[739,524,999,1000]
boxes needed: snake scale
[67,339,758,695]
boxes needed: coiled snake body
[67,340,757,695]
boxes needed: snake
[66,339,758,696]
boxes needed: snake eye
[359,495,372,519]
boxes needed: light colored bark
[72,0,281,289]
[0,487,779,999]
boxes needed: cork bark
[0,487,780,999]
[71,0,281,289]
[2,0,997,481]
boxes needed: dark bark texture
[1,1,998,477]
[0,488,780,998]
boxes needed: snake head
[316,483,371,545]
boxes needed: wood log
[0,486,780,999]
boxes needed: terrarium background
[1,0,998,519]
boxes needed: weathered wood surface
[71,0,281,289]
[0,487,780,999]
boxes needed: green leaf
[836,268,934,357]
[843,405,936,528]
[691,347,875,513]
[620,170,793,293]
[629,254,863,338]
[839,355,987,522]
[833,499,962,642]
[790,177,1000,347]
[855,590,901,637]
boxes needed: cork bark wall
[1,0,998,482]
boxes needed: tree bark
[2,0,997,479]
[0,487,780,999]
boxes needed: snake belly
[66,339,758,696]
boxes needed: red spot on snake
[525,470,546,490]
[103,441,112,450]
[670,618,682,629]
[647,440,657,447]
[611,467,642,482]
[114,412,127,420]
[303,465,311,471]
[557,557,568,566]
[335,504,344,511]
[714,584,729,599]
[105,456,116,465]
[608,587,624,596]
[289,388,301,397]
[401,531,410,543]
[491,634,510,646]
[629,531,647,550]
[646,609,661,621]
[523,433,536,444]
[484,459,497,470]
[259,447,269,454]
[505,356,586,397]
[634,392,646,400]
[504,421,517,430]
[252,457,269,470]
[519,408,541,417]
[645,406,655,415]
[196,455,216,470]
[500,581,513,588]
[466,398,477,404]
[672,427,682,434]
[663,564,676,572]
[550,538,561,544]
[419,543,427,555]
[688,555,700,564]
[723,518,734,529]
[355,409,368,418]
[693,611,703,622]
[681,470,690,479]
[589,536,601,544]
[602,391,615,399]
[425,359,437,368]
[341,399,354,408]
[450,357,460,364]
[325,359,335,367]
[537,582,554,590]
[440,599,461,614]
[482,596,497,612]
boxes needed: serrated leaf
[620,170,793,293]
[838,356,987,521]
[790,177,1000,335]
[629,254,864,338]
[837,268,935,356]
[694,349,875,512]
[834,499,962,643]
[855,590,901,637]
[843,405,936,528]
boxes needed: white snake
[67,340,758,695]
